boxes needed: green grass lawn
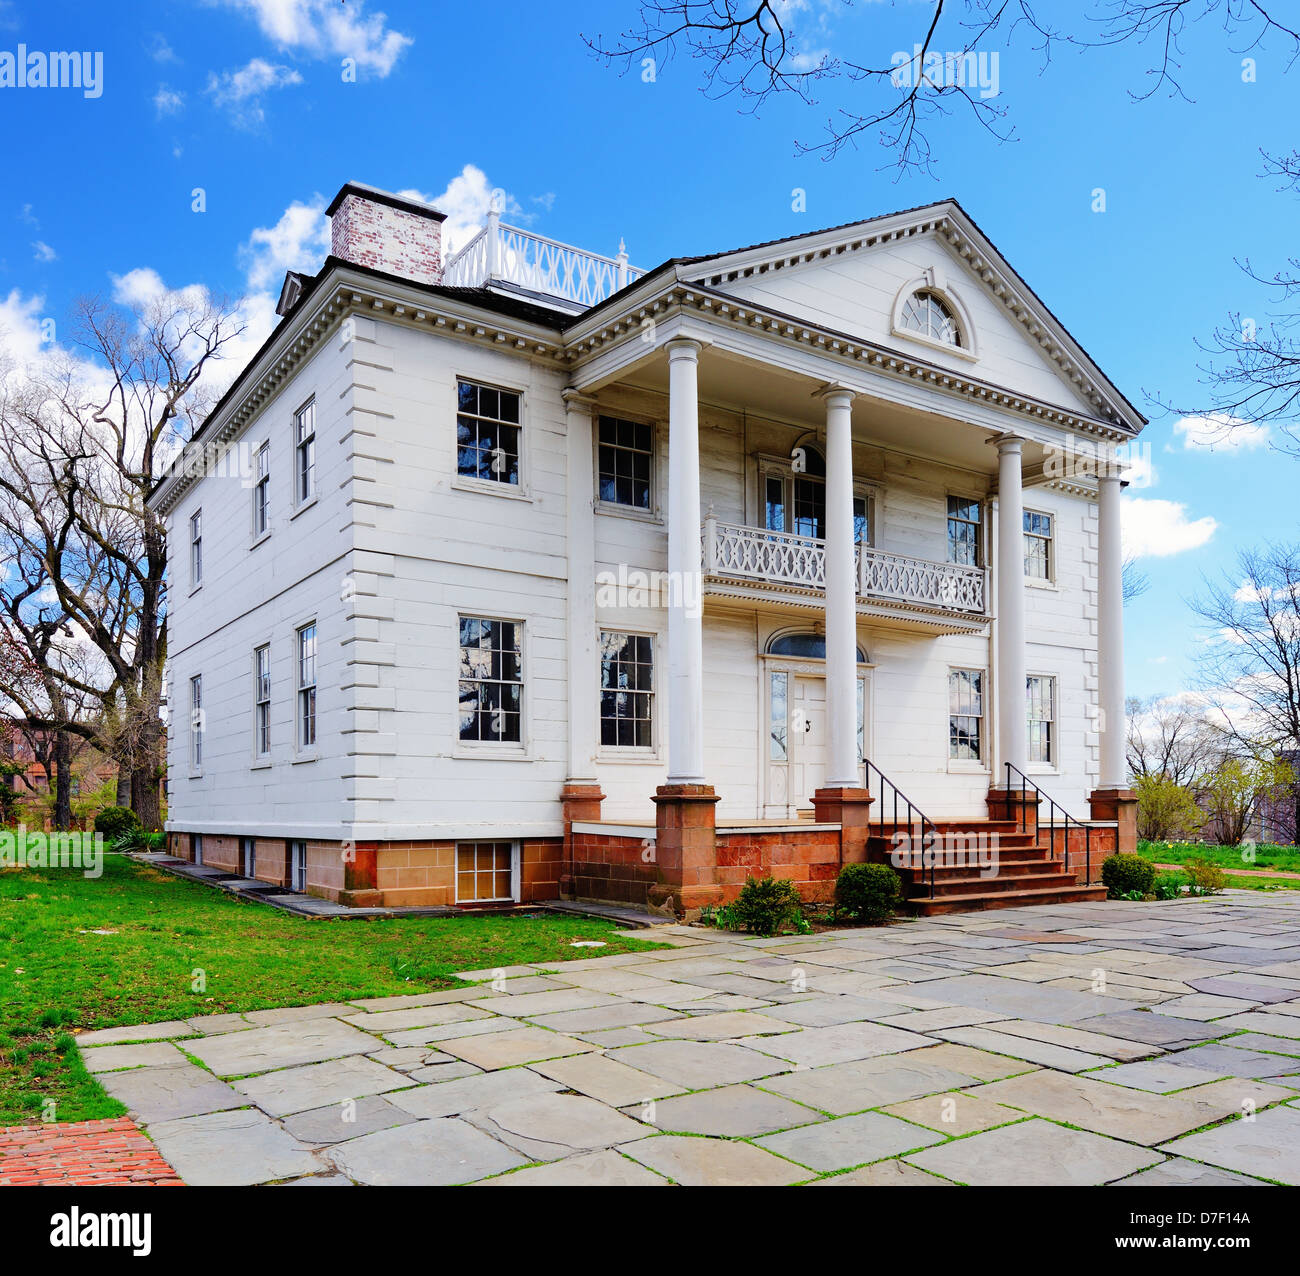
[0,855,665,1126]
[1138,839,1300,875]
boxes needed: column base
[1089,787,1138,854]
[812,786,874,865]
[987,785,1041,832]
[560,783,605,901]
[651,783,722,918]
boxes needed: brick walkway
[0,1117,183,1186]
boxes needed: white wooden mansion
[150,182,1141,915]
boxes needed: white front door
[790,676,827,810]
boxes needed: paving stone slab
[98,1062,245,1123]
[470,1092,650,1160]
[525,1003,684,1033]
[482,1149,669,1186]
[243,1003,356,1026]
[1162,1043,1300,1080]
[438,1027,597,1070]
[348,989,491,1012]
[81,1042,186,1072]
[76,1021,194,1047]
[645,1012,795,1041]
[900,973,1136,1024]
[759,1051,983,1116]
[184,1019,384,1077]
[1159,1103,1300,1184]
[1150,994,1260,1021]
[1081,1010,1225,1048]
[736,1021,932,1068]
[383,1016,525,1048]
[282,1094,418,1145]
[1187,978,1299,1004]
[873,1008,1006,1033]
[607,1040,791,1089]
[624,1134,808,1186]
[813,1159,950,1185]
[386,1068,562,1119]
[148,1108,322,1186]
[365,1046,435,1070]
[1086,1058,1224,1092]
[756,1110,945,1172]
[1211,1012,1300,1038]
[881,1092,1028,1137]
[641,1084,823,1138]
[185,1013,255,1035]
[574,1027,662,1049]
[905,1117,1162,1186]
[406,1060,483,1084]
[932,1026,1109,1073]
[527,1053,684,1107]
[328,1116,526,1185]
[466,988,620,1017]
[906,1042,1035,1081]
[232,1054,413,1116]
[974,1018,1161,1061]
[1114,1158,1267,1186]
[341,1004,493,1033]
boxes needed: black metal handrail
[1003,762,1093,884]
[864,758,942,898]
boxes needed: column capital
[987,432,1027,456]
[665,336,703,362]
[561,387,599,411]
[816,382,857,407]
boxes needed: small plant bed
[701,864,906,934]
[1103,850,1232,900]
[0,854,665,1126]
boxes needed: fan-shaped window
[900,290,961,347]
[767,632,868,662]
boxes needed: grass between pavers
[0,854,666,1126]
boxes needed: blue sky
[3,0,1297,703]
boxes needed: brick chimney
[326,182,446,286]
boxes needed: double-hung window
[297,624,317,750]
[254,644,271,758]
[458,617,522,744]
[189,510,203,587]
[1024,510,1053,580]
[253,441,270,537]
[947,496,981,566]
[597,416,654,510]
[1027,675,1056,765]
[189,675,203,769]
[456,380,521,486]
[948,668,984,762]
[599,632,654,748]
[294,399,315,506]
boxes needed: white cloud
[154,84,185,116]
[411,165,526,255]
[31,241,57,263]
[148,34,179,64]
[206,58,302,127]
[1122,497,1218,559]
[239,197,330,292]
[214,0,412,76]
[1173,412,1270,452]
[0,289,53,369]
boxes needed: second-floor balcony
[702,518,988,631]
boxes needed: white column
[563,390,598,783]
[1097,471,1126,789]
[994,435,1027,782]
[666,338,706,783]
[821,386,859,786]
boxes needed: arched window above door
[767,631,868,663]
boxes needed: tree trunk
[52,730,72,830]
[115,766,130,808]
[130,711,162,830]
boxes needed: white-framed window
[254,644,271,758]
[240,837,255,879]
[455,840,518,903]
[947,496,981,566]
[599,632,654,748]
[189,509,203,587]
[761,447,872,545]
[597,416,654,510]
[253,441,270,537]
[456,379,521,486]
[189,674,203,769]
[294,399,316,505]
[296,623,317,750]
[458,616,523,744]
[900,290,961,346]
[1024,509,1054,580]
[191,833,203,865]
[1027,674,1057,766]
[289,839,307,892]
[948,668,984,762]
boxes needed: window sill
[451,477,532,503]
[250,759,273,771]
[595,502,663,526]
[188,583,203,597]
[289,496,319,522]
[452,746,532,762]
[946,760,990,776]
[187,769,203,780]
[596,748,661,765]
[889,324,980,364]
[291,753,318,766]
[250,530,271,551]
[1025,577,1059,591]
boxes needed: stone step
[891,858,1068,882]
[909,884,1108,915]
[905,871,1082,898]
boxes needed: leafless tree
[1125,692,1224,785]
[1123,556,1150,604]
[588,2,1298,172]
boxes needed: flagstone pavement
[73,892,1300,1185]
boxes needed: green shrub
[1101,852,1155,899]
[1152,871,1184,901]
[723,875,806,937]
[93,806,140,841]
[835,862,903,923]
[1183,859,1227,896]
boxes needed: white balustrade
[702,519,987,614]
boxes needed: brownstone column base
[987,785,1042,834]
[812,787,875,866]
[1089,787,1138,854]
[559,782,605,899]
[339,842,383,907]
[650,783,721,917]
